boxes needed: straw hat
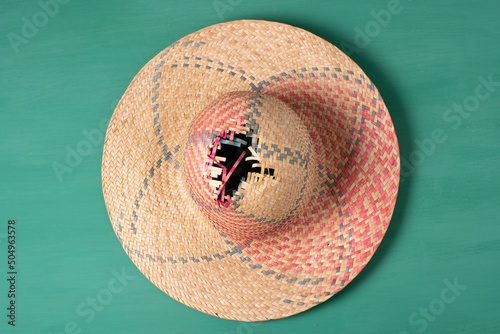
[102,20,400,321]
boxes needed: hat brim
[102,20,400,321]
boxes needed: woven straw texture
[185,91,316,240]
[102,20,400,321]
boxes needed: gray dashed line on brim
[126,241,342,303]
[129,46,233,234]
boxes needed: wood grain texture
[0,0,499,333]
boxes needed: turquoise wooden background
[1,0,499,333]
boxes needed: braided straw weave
[102,20,400,321]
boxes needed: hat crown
[184,92,314,240]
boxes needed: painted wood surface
[1,0,499,333]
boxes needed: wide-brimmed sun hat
[102,19,400,321]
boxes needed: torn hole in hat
[208,129,275,207]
